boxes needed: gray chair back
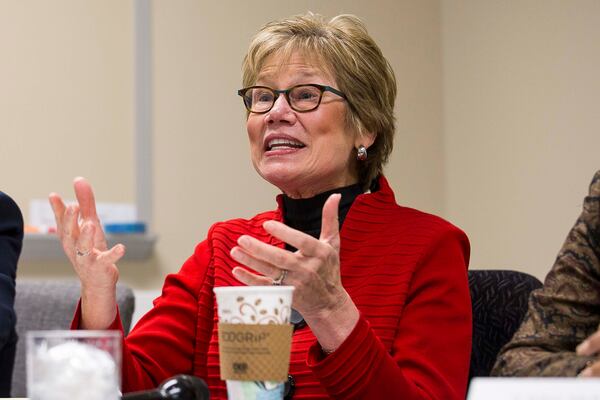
[11,280,135,397]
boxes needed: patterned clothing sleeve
[492,170,600,376]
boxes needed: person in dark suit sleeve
[0,192,23,396]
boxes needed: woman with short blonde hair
[51,12,471,399]
[242,13,397,189]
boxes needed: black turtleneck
[282,183,364,241]
[281,183,364,331]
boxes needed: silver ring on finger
[272,269,288,286]
[76,248,92,257]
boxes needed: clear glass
[27,330,121,400]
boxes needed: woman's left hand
[231,193,359,333]
[577,329,600,376]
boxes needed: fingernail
[238,236,250,246]
[577,341,589,355]
[263,220,275,230]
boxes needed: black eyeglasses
[237,84,347,113]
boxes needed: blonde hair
[242,12,397,189]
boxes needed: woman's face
[247,52,369,199]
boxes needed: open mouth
[265,138,306,151]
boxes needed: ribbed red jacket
[73,176,472,399]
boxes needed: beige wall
[442,0,600,280]
[7,1,444,289]
[0,1,140,280]
[1,1,135,206]
[8,1,596,289]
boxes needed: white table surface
[468,377,600,400]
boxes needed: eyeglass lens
[245,86,323,112]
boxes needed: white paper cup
[214,285,294,400]
[26,330,121,400]
[214,286,294,324]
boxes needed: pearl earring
[357,145,368,161]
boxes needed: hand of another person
[231,193,359,352]
[576,328,600,376]
[49,177,125,328]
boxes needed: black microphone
[121,375,210,400]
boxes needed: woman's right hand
[49,177,126,329]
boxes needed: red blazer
[74,176,472,399]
